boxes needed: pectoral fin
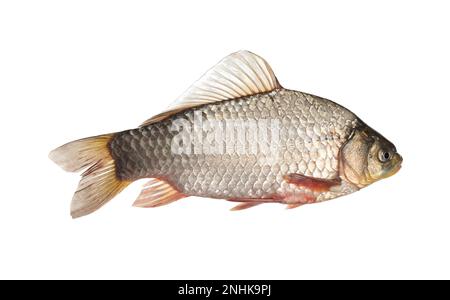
[283,173,341,193]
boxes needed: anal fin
[133,178,186,208]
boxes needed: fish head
[339,125,402,188]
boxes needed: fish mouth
[383,153,403,179]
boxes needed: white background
[1,1,449,280]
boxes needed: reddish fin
[230,202,262,211]
[286,203,304,209]
[133,178,186,208]
[228,196,283,211]
[283,173,341,193]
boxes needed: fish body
[50,51,402,218]
[111,89,358,203]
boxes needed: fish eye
[378,150,392,162]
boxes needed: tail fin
[49,134,130,218]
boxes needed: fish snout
[389,153,403,176]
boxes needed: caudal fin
[49,134,130,218]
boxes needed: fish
[49,50,402,218]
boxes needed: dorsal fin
[140,50,281,126]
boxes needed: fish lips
[383,153,403,179]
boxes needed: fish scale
[109,89,358,201]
